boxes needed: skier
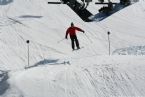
[65,22,85,50]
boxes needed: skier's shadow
[25,59,67,69]
[0,0,13,5]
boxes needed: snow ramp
[8,56,145,97]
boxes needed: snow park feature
[0,0,145,97]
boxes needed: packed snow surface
[0,0,145,97]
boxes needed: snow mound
[8,56,145,97]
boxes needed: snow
[0,0,145,97]
[6,56,145,97]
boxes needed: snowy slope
[4,56,145,97]
[0,0,145,97]
[0,0,145,70]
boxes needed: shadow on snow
[0,70,9,95]
[90,4,130,22]
[34,59,59,66]
[25,59,70,69]
[0,0,13,5]
[19,15,43,19]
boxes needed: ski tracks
[67,62,145,97]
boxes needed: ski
[73,47,84,51]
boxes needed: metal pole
[26,40,30,67]
[107,31,111,55]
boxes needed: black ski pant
[70,35,80,50]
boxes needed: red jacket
[65,26,84,38]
